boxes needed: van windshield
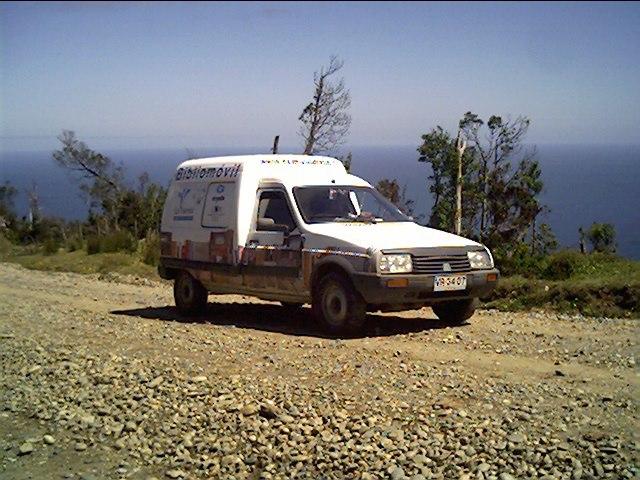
[293,186,412,224]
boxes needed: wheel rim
[180,277,194,304]
[322,283,347,326]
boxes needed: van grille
[411,254,471,274]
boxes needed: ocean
[1,144,639,259]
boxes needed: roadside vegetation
[486,251,639,318]
[0,231,157,278]
[2,227,637,318]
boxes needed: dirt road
[0,263,638,479]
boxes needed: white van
[158,155,499,334]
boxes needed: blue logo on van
[216,185,225,194]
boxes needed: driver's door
[242,189,304,292]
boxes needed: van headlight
[467,250,493,269]
[379,254,412,274]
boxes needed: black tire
[312,272,366,335]
[174,271,208,316]
[432,299,477,325]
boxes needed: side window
[257,191,297,232]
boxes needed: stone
[19,442,34,455]
[165,470,184,479]
[507,432,526,443]
[43,435,55,445]
[75,442,87,451]
[241,404,259,416]
[149,376,164,388]
[390,466,406,480]
[80,414,96,427]
[259,403,279,420]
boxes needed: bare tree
[53,130,122,192]
[53,130,124,230]
[299,56,351,155]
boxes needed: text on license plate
[434,274,467,292]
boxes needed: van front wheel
[174,271,208,316]
[313,272,366,335]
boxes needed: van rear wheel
[174,271,208,316]
[312,272,366,335]
[432,299,476,325]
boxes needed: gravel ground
[0,262,638,480]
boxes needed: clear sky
[1,1,639,152]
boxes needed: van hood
[304,222,483,252]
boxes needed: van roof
[175,154,370,188]
[178,154,340,168]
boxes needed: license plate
[434,274,467,292]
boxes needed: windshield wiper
[310,213,383,223]
[334,213,382,224]
[309,214,344,222]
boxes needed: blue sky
[1,1,639,152]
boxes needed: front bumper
[351,269,500,305]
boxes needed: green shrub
[65,234,84,252]
[42,237,61,255]
[586,222,616,253]
[142,231,160,266]
[493,243,546,278]
[101,231,136,253]
[86,235,101,255]
[86,231,137,255]
[542,250,583,280]
[0,232,14,256]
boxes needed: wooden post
[454,131,466,235]
[272,135,280,154]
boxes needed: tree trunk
[454,133,466,235]
[479,158,488,241]
[303,77,324,155]
[531,216,536,255]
